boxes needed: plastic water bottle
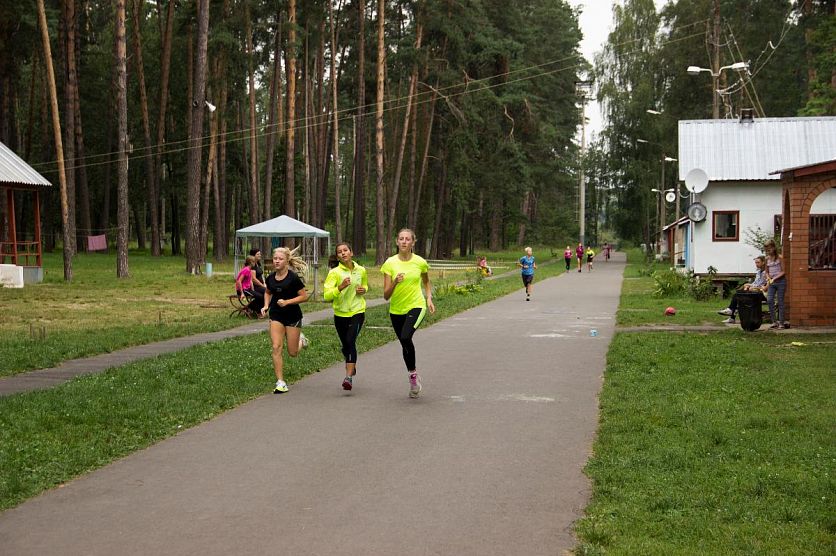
[590,329,598,337]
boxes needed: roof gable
[0,141,51,188]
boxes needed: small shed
[771,159,836,327]
[0,141,52,284]
[235,215,331,298]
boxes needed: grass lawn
[0,260,564,511]
[576,249,835,554]
[617,249,730,327]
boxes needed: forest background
[0,0,832,280]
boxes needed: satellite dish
[665,191,676,203]
[684,168,709,193]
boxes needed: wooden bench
[228,292,258,319]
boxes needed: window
[809,213,836,270]
[712,211,739,241]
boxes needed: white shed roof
[235,215,330,238]
[678,116,836,182]
[0,141,51,188]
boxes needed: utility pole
[576,81,591,247]
[712,0,721,119]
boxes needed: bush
[686,266,718,301]
[652,268,687,296]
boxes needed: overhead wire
[29,19,709,176]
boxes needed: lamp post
[686,61,749,119]
[576,81,592,247]
[638,138,678,255]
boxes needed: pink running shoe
[342,376,353,391]
[408,372,422,398]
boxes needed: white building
[676,116,836,276]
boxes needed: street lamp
[687,61,749,118]
[686,61,748,76]
[638,138,678,255]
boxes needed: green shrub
[652,268,687,297]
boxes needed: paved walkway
[0,254,626,555]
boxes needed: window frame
[712,210,740,242]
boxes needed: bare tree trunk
[36,0,73,280]
[303,28,311,223]
[61,0,77,255]
[115,0,129,277]
[328,0,342,241]
[285,0,297,221]
[245,3,260,225]
[412,88,436,229]
[73,11,91,243]
[387,21,422,242]
[131,0,158,255]
[352,0,366,254]
[374,0,386,265]
[430,150,448,258]
[185,0,210,273]
[517,190,530,244]
[406,77,418,229]
[263,16,282,224]
[201,98,217,260]
[152,0,174,254]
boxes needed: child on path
[261,247,309,393]
[518,247,537,301]
[586,246,595,272]
[563,245,572,271]
[576,243,585,272]
[324,242,368,391]
[381,228,436,398]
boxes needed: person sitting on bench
[717,255,767,324]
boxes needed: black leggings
[334,313,365,364]
[390,307,425,372]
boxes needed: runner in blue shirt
[517,247,537,301]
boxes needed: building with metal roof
[673,116,836,280]
[677,116,836,182]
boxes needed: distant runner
[518,247,537,301]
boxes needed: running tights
[334,313,365,364]
[389,307,424,371]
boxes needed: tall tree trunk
[263,16,282,224]
[328,0,342,241]
[315,24,328,230]
[374,0,386,265]
[36,0,73,280]
[73,11,91,243]
[115,0,129,277]
[185,0,210,273]
[387,21,422,242]
[131,0,158,255]
[61,0,77,255]
[352,0,366,254]
[245,2,260,225]
[285,0,297,222]
[412,88,436,229]
[201,98,217,260]
[406,77,418,230]
[152,0,174,254]
[303,28,311,223]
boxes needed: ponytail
[272,246,309,277]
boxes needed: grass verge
[575,332,836,554]
[0,261,563,511]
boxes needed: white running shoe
[717,308,733,316]
[722,317,736,324]
[408,373,422,398]
[299,332,309,350]
[273,380,289,394]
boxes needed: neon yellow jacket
[323,261,369,317]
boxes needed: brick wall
[783,175,836,327]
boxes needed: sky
[568,0,665,140]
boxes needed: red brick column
[783,175,836,327]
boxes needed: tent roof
[235,215,330,238]
[0,141,51,189]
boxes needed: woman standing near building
[764,239,787,329]
[381,229,435,398]
[324,242,368,391]
[261,247,309,393]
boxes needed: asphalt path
[0,254,625,555]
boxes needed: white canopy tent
[234,215,331,298]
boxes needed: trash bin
[736,291,763,332]
[205,262,213,277]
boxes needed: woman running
[381,228,436,398]
[518,246,536,301]
[586,245,595,272]
[324,242,368,391]
[576,243,585,272]
[563,245,572,271]
[260,247,309,394]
